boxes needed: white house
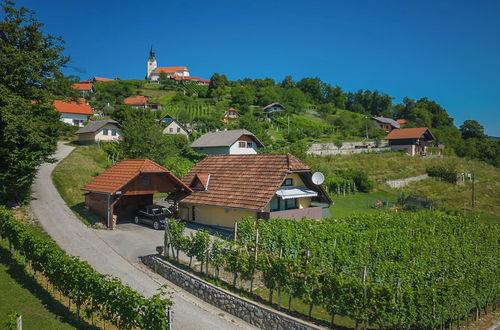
[263,102,285,115]
[53,98,93,127]
[76,119,121,144]
[190,129,264,155]
[159,114,189,136]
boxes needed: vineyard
[160,103,217,122]
[0,207,171,329]
[164,212,499,329]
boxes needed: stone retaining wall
[141,255,322,330]
[384,174,428,188]
[307,141,390,156]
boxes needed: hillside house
[223,108,240,123]
[76,119,121,144]
[263,103,285,115]
[190,129,263,155]
[123,95,162,111]
[176,154,331,229]
[53,98,93,127]
[93,77,114,82]
[82,159,192,229]
[384,127,436,156]
[159,114,189,136]
[372,116,400,132]
[72,82,94,96]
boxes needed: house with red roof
[82,159,192,229]
[123,95,162,111]
[72,82,94,96]
[53,98,93,127]
[384,127,435,156]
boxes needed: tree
[256,86,281,106]
[207,73,228,99]
[0,1,75,205]
[280,75,296,89]
[230,85,255,106]
[296,78,323,103]
[460,120,485,140]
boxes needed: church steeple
[149,46,155,61]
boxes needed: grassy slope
[310,153,500,223]
[52,144,110,226]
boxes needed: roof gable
[53,98,93,115]
[190,129,264,148]
[154,67,189,74]
[384,127,434,140]
[76,119,120,134]
[82,159,191,194]
[180,154,311,210]
[124,95,148,105]
[372,116,400,128]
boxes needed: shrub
[426,165,457,184]
[336,168,374,192]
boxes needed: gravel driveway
[30,141,255,330]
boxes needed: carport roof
[81,159,191,194]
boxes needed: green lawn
[0,247,78,329]
[329,191,396,218]
[52,144,110,226]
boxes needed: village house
[222,108,240,123]
[176,154,332,229]
[159,114,189,136]
[384,127,436,156]
[123,95,162,111]
[76,119,121,144]
[190,129,263,155]
[93,76,115,82]
[72,82,94,96]
[372,116,400,132]
[53,98,93,127]
[263,102,285,115]
[82,159,192,229]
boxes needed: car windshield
[152,209,163,215]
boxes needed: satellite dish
[312,172,325,185]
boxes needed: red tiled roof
[124,95,148,105]
[82,159,192,194]
[155,67,189,74]
[72,83,94,91]
[53,98,93,115]
[180,154,311,211]
[93,77,113,82]
[385,127,431,140]
[396,119,407,124]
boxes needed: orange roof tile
[72,83,94,91]
[82,159,192,194]
[155,67,189,74]
[180,154,312,211]
[396,119,407,124]
[93,77,113,82]
[385,127,432,140]
[53,98,93,115]
[124,95,148,105]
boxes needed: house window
[270,195,281,211]
[141,175,150,185]
[111,129,116,136]
[169,128,173,133]
[177,127,181,133]
[103,129,109,135]
[282,178,293,186]
[285,198,297,210]
[238,141,245,148]
[247,142,253,148]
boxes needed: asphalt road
[30,141,255,330]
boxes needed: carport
[82,159,192,229]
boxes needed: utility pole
[287,115,290,135]
[364,116,368,139]
[471,172,475,208]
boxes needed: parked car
[133,205,172,230]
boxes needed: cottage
[190,129,263,155]
[53,98,93,127]
[159,114,189,136]
[123,95,162,110]
[72,82,94,96]
[82,159,192,229]
[177,154,331,229]
[384,127,435,156]
[372,116,400,132]
[263,102,285,115]
[93,76,114,82]
[224,108,240,119]
[76,119,121,144]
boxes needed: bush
[336,168,374,192]
[426,166,457,184]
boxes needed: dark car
[133,205,172,230]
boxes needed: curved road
[30,142,255,330]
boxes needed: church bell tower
[146,46,157,80]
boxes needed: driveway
[30,141,255,330]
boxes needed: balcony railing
[260,206,323,221]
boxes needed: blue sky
[15,0,500,135]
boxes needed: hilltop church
[146,47,190,82]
